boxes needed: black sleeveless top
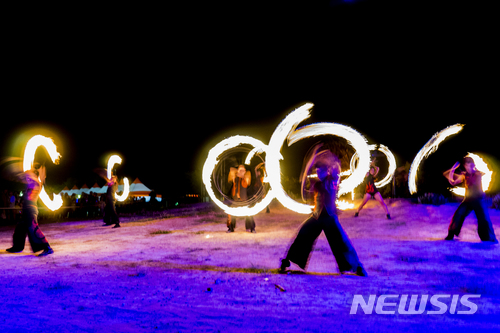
[365,174,378,195]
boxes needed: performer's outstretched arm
[443,162,465,186]
[94,168,111,183]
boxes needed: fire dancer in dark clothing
[6,163,54,256]
[226,164,256,233]
[444,157,497,242]
[280,149,367,276]
[102,172,120,228]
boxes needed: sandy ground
[1,199,499,332]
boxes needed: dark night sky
[2,1,498,197]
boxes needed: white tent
[58,186,70,195]
[80,184,91,195]
[57,178,159,200]
[67,185,82,196]
[90,183,102,193]
[129,178,152,196]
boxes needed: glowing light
[349,144,396,199]
[450,153,492,196]
[23,135,63,211]
[202,103,371,216]
[409,124,464,194]
[107,155,130,202]
[337,199,354,210]
[202,135,274,216]
[266,103,316,214]
[244,147,265,165]
[288,122,371,197]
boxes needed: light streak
[449,153,492,196]
[244,147,265,165]
[202,103,371,216]
[202,136,274,216]
[288,122,371,197]
[23,135,63,211]
[107,155,130,202]
[266,103,316,214]
[337,199,355,210]
[349,144,396,199]
[408,124,464,194]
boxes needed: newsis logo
[350,294,481,315]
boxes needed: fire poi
[22,135,63,211]
[203,103,371,216]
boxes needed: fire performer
[354,159,391,219]
[444,157,498,242]
[6,163,54,256]
[280,149,367,276]
[226,164,256,233]
[98,169,121,228]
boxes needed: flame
[449,152,492,196]
[409,124,464,194]
[244,146,265,165]
[266,103,316,214]
[202,103,371,216]
[23,135,63,211]
[116,177,130,202]
[337,199,355,210]
[107,155,130,202]
[349,144,396,199]
[288,122,371,197]
[202,135,273,216]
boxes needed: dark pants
[227,215,255,232]
[448,199,497,242]
[103,200,119,225]
[286,210,362,272]
[12,206,49,252]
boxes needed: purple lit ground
[1,200,500,332]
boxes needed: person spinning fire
[279,147,367,276]
[6,163,54,256]
[226,164,256,233]
[444,156,497,243]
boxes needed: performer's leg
[111,203,120,228]
[322,213,364,274]
[8,222,28,252]
[25,208,50,253]
[355,194,371,216]
[245,216,256,232]
[103,204,112,225]
[473,199,498,242]
[284,215,323,270]
[227,215,236,232]
[447,201,472,239]
[374,192,390,217]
